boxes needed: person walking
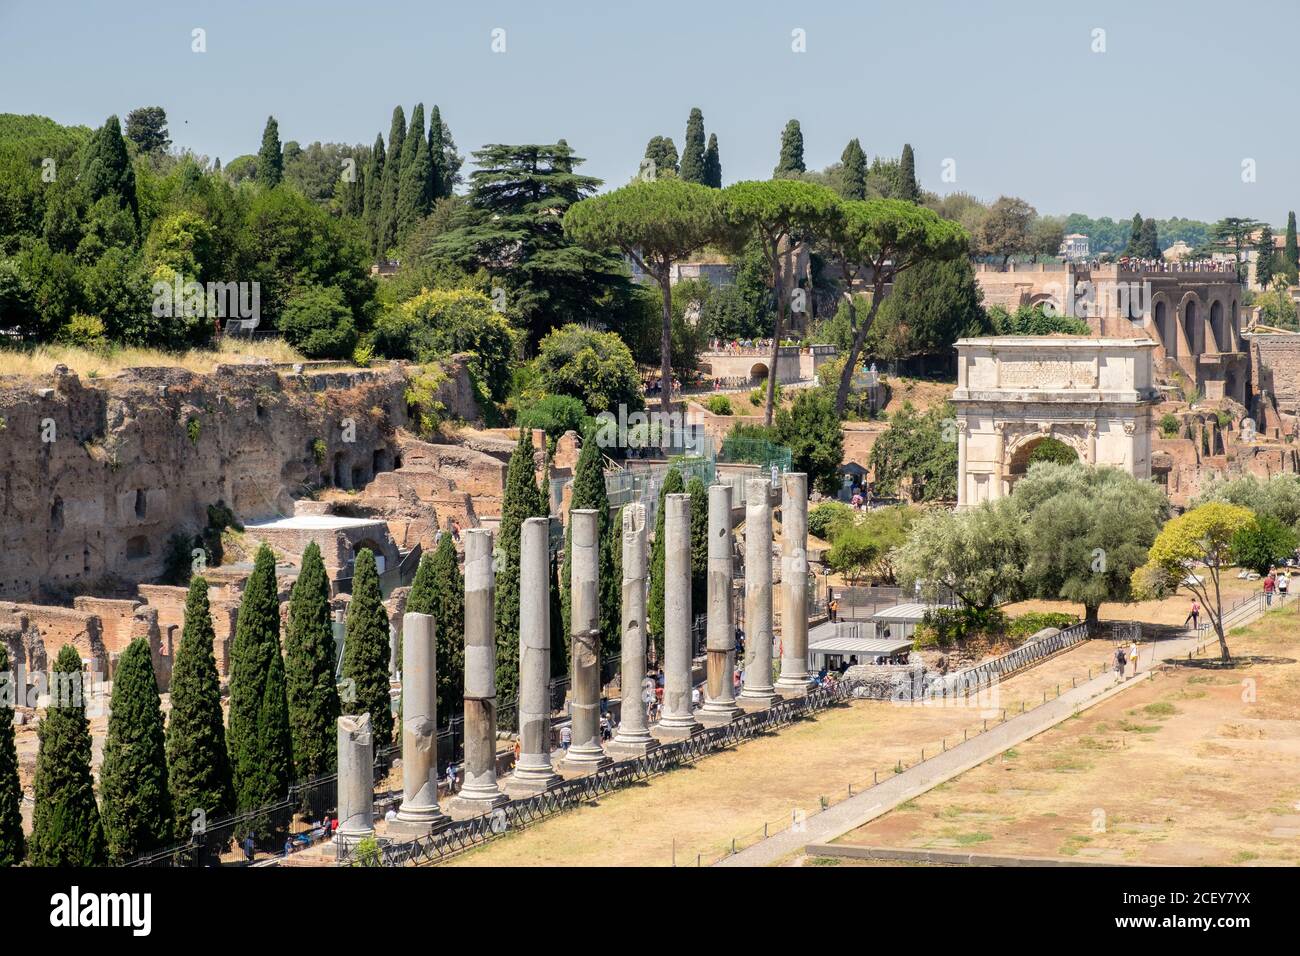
[1113,645,1126,679]
[1128,639,1139,677]
[1183,600,1200,630]
[829,597,839,623]
[1279,571,1290,602]
[1264,571,1276,608]
[559,724,572,751]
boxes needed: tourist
[243,835,255,862]
[283,838,294,857]
[513,739,521,764]
[384,807,397,824]
[1184,600,1200,630]
[829,597,839,623]
[445,763,458,795]
[560,724,572,751]
[1264,572,1276,607]
[1129,639,1139,677]
[1279,571,1290,601]
[1113,645,1126,678]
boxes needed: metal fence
[337,676,866,866]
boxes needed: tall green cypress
[898,143,920,201]
[841,138,867,200]
[1285,212,1298,277]
[1255,225,1275,288]
[1138,218,1160,259]
[680,108,707,184]
[774,119,805,177]
[29,645,107,866]
[408,536,464,723]
[257,116,283,188]
[428,104,448,200]
[1124,212,1144,257]
[495,430,548,702]
[363,134,386,253]
[82,114,138,218]
[0,643,24,865]
[703,133,722,188]
[687,476,709,619]
[227,545,293,839]
[166,577,234,837]
[377,105,406,255]
[100,638,173,863]
[285,543,340,778]
[397,104,431,236]
[342,549,394,751]
[647,467,685,659]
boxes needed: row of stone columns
[337,474,813,841]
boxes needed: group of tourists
[1112,639,1141,680]
[1262,570,1292,607]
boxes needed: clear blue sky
[1,0,1293,222]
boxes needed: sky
[1,0,1295,223]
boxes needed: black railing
[338,678,864,866]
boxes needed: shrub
[1006,611,1079,641]
[518,394,591,442]
[1159,412,1180,438]
[705,394,733,416]
[58,313,109,350]
[278,284,358,359]
[809,501,854,542]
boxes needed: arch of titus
[952,337,1161,508]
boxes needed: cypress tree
[0,643,24,865]
[342,549,394,751]
[1285,212,1298,277]
[364,133,386,253]
[898,143,920,201]
[495,430,548,703]
[647,467,685,659]
[687,476,709,619]
[398,120,433,234]
[166,577,234,837]
[841,138,867,200]
[285,543,340,778]
[1138,218,1160,259]
[227,545,293,840]
[643,136,680,177]
[29,645,107,866]
[100,638,173,863]
[561,428,619,660]
[428,104,448,200]
[408,536,464,723]
[703,133,722,188]
[1255,225,1275,288]
[680,108,707,184]
[82,115,138,218]
[377,105,406,255]
[257,116,283,188]
[774,119,805,177]
[1124,212,1144,257]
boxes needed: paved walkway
[718,628,1223,867]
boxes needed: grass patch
[1060,835,1092,856]
[954,832,992,845]
[0,339,309,379]
[1232,850,1259,864]
[1117,720,1161,734]
[1143,702,1178,718]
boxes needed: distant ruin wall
[0,363,411,602]
[1251,334,1300,414]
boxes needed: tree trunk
[834,276,885,417]
[658,272,673,429]
[764,246,785,428]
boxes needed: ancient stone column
[655,493,702,737]
[336,713,375,848]
[739,479,779,709]
[700,483,743,724]
[610,503,657,756]
[449,530,507,813]
[563,509,611,770]
[508,516,562,795]
[775,472,814,696]
[395,612,449,828]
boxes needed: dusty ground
[880,377,954,416]
[447,638,1122,867]
[827,603,1300,866]
[1003,572,1261,630]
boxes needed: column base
[335,826,376,848]
[697,702,745,725]
[774,676,815,698]
[561,745,612,774]
[606,734,660,758]
[652,718,703,740]
[737,691,780,711]
[504,769,562,798]
[393,803,451,831]
[446,789,509,817]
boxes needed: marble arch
[952,337,1160,508]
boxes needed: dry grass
[831,603,1300,866]
[1003,572,1261,629]
[0,338,307,380]
[446,639,1118,868]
